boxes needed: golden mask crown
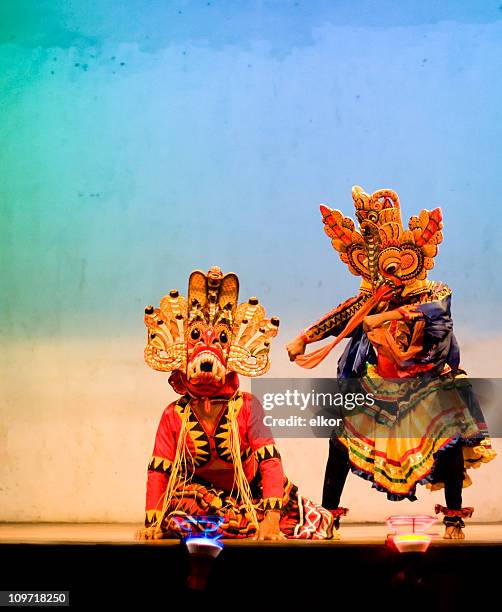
[144,266,280,377]
[320,185,443,291]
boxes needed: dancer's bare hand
[252,512,286,541]
[286,336,306,361]
[362,313,386,332]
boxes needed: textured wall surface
[1,1,501,522]
[1,334,502,522]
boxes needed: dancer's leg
[437,441,468,540]
[322,435,350,528]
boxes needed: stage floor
[2,522,502,608]
[2,522,502,546]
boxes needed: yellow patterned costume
[292,186,495,528]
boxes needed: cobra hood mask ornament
[291,185,443,368]
[144,266,280,397]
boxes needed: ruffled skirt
[337,371,496,501]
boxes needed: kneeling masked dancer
[137,266,335,541]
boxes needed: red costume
[142,267,334,539]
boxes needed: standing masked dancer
[136,266,335,541]
[287,186,496,539]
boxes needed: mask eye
[379,247,401,276]
[219,330,228,344]
[190,328,201,341]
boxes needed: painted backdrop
[1,1,501,522]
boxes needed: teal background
[1,1,502,339]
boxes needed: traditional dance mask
[321,186,443,296]
[144,266,279,391]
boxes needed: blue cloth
[336,293,460,378]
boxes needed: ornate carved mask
[321,186,443,295]
[144,266,279,392]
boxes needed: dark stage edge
[1,526,502,609]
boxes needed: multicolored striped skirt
[337,369,496,500]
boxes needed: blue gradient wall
[2,1,502,340]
